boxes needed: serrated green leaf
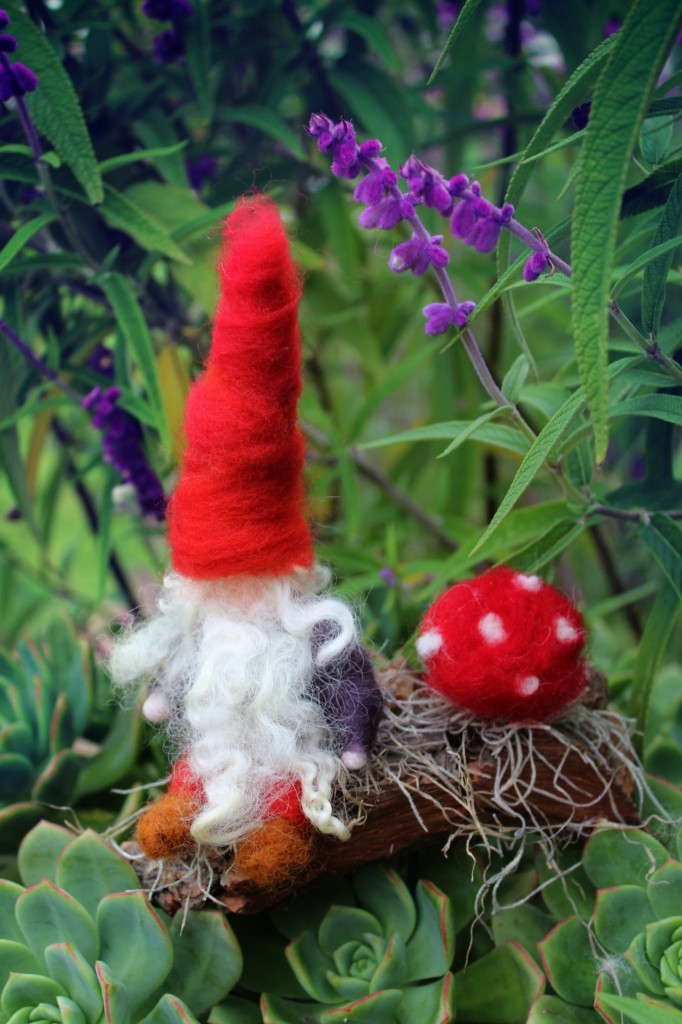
[438,409,505,459]
[641,514,682,599]
[501,355,530,404]
[99,273,169,448]
[610,393,682,428]
[99,186,190,264]
[643,172,682,336]
[4,4,103,204]
[571,0,682,462]
[224,106,304,160]
[470,356,640,555]
[362,420,530,458]
[0,214,56,274]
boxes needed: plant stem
[608,300,682,386]
[0,319,80,401]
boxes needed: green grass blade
[630,579,680,748]
[612,230,682,299]
[100,273,170,449]
[224,106,305,161]
[98,142,189,174]
[641,514,682,600]
[99,186,190,264]
[642,172,682,336]
[0,214,56,274]
[427,0,486,85]
[5,3,103,204]
[571,0,682,463]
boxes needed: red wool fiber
[167,195,314,578]
[418,567,587,722]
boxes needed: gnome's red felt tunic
[417,567,587,722]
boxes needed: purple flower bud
[523,249,550,281]
[307,113,334,139]
[378,566,399,588]
[143,0,193,19]
[423,302,458,335]
[353,171,385,206]
[0,11,9,30]
[427,237,450,269]
[474,197,495,218]
[400,195,419,218]
[450,199,477,240]
[332,137,361,179]
[0,69,13,101]
[186,154,217,192]
[389,237,428,273]
[454,300,476,326]
[572,102,591,131]
[11,62,38,95]
[428,181,454,216]
[499,203,514,223]
[152,28,184,64]
[0,33,17,52]
[470,216,502,253]
[358,195,403,230]
[449,174,469,197]
[359,138,382,158]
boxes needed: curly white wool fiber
[109,566,356,845]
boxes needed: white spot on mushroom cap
[478,612,507,644]
[417,629,443,659]
[516,675,540,696]
[555,616,578,642]
[514,573,542,592]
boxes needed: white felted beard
[109,565,358,845]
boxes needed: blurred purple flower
[572,102,591,131]
[523,248,551,282]
[400,155,454,215]
[389,234,449,276]
[307,114,363,179]
[142,0,193,19]
[152,28,184,64]
[186,154,217,192]
[603,18,621,37]
[0,33,17,52]
[378,567,399,588]
[0,10,8,29]
[423,300,475,335]
[0,10,38,100]
[82,386,166,520]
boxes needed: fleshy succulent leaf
[645,918,682,967]
[492,903,555,968]
[527,994,600,1023]
[396,973,455,1024]
[404,881,455,983]
[18,821,73,887]
[260,992,326,1024]
[596,990,682,1024]
[324,973,369,1001]
[16,881,98,968]
[0,941,42,990]
[56,995,88,1024]
[320,988,403,1023]
[454,942,545,1023]
[539,916,597,1006]
[0,754,33,801]
[31,749,81,804]
[352,865,417,941]
[0,882,26,944]
[0,805,45,855]
[318,908,383,957]
[208,995,262,1024]
[626,930,666,996]
[0,724,33,759]
[369,932,407,992]
[286,931,338,1002]
[647,862,682,920]
[44,944,103,1024]
[138,994,201,1024]
[595,885,656,954]
[1,973,66,1018]
[163,910,242,1014]
[96,892,173,1006]
[55,832,139,917]
[48,694,74,755]
[583,829,669,889]
[96,961,132,1024]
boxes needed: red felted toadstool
[416,567,587,722]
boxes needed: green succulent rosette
[0,821,243,1024]
[0,622,140,849]
[536,827,682,1023]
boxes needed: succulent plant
[0,820,243,1024]
[536,826,682,1023]
[0,621,140,850]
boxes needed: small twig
[0,319,80,401]
[608,300,682,387]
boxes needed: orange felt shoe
[232,817,316,888]
[136,791,200,860]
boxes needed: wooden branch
[128,664,640,916]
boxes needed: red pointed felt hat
[167,196,314,579]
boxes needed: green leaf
[631,581,681,746]
[0,214,57,274]
[469,357,640,555]
[55,831,140,918]
[538,917,597,1006]
[0,340,38,536]
[0,940,41,991]
[455,942,545,1022]
[98,141,189,174]
[571,0,682,462]
[99,186,190,264]
[0,881,25,945]
[647,860,682,919]
[438,409,505,459]
[427,0,486,84]
[584,828,669,889]
[528,995,599,1023]
[597,991,682,1024]
[96,961,132,1024]
[595,885,656,955]
[287,929,346,1002]
[139,995,200,1024]
[622,159,682,218]
[404,882,455,983]
[501,356,530,404]
[353,865,417,943]
[397,974,454,1024]
[0,804,45,855]
[163,911,242,1015]
[18,820,73,888]
[2,973,66,1018]
[74,705,142,799]
[0,753,33,801]
[16,880,98,967]
[612,233,682,299]
[492,904,555,969]
[224,106,305,160]
[328,64,414,166]
[209,996,270,1024]
[508,518,586,574]
[96,893,173,1006]
[321,989,402,1024]
[337,12,397,72]
[45,945,103,1024]
[362,420,530,458]
[610,394,682,429]
[99,273,169,448]
[4,4,103,203]
[31,749,81,804]
[640,116,673,166]
[641,514,682,600]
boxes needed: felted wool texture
[167,195,314,579]
[232,817,316,888]
[417,567,587,722]
[137,792,199,860]
[110,565,360,847]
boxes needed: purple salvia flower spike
[451,199,478,241]
[0,11,9,30]
[523,249,551,281]
[0,33,17,53]
[470,217,502,254]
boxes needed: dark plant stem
[0,320,80,400]
[303,422,458,552]
[51,420,139,613]
[587,522,642,639]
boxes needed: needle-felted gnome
[416,567,587,722]
[110,196,383,886]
